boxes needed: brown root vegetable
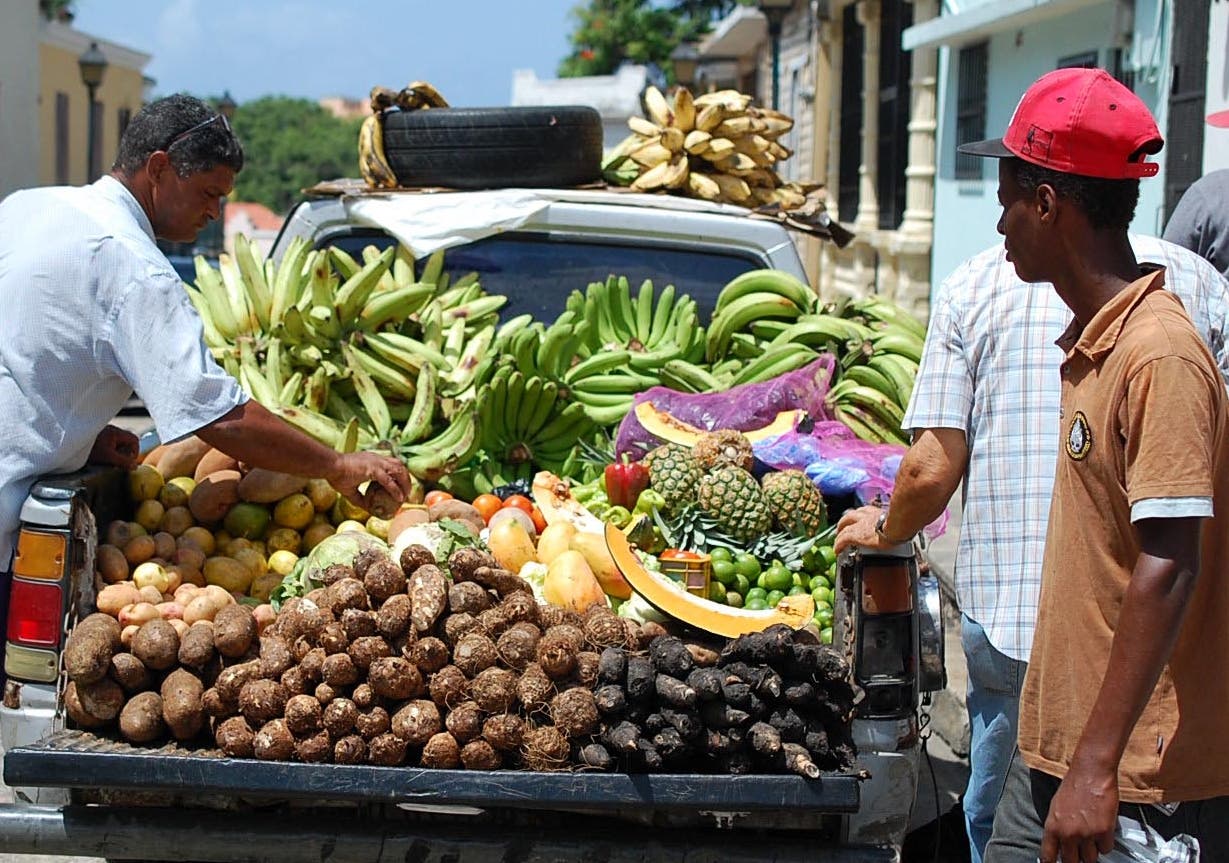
[516,663,555,715]
[321,652,359,687]
[427,499,485,533]
[376,594,412,639]
[176,624,216,671]
[409,636,450,674]
[495,625,539,671]
[538,605,582,630]
[109,653,150,693]
[601,721,642,755]
[296,731,333,763]
[314,682,342,705]
[699,700,751,730]
[64,681,110,728]
[593,685,627,716]
[323,698,359,738]
[687,667,725,702]
[596,647,627,686]
[320,563,355,587]
[444,701,484,743]
[399,544,436,575]
[649,636,695,678]
[578,742,614,771]
[535,630,578,681]
[292,636,314,664]
[446,547,493,583]
[355,706,391,740]
[253,718,295,761]
[317,622,350,655]
[119,691,164,743]
[467,566,533,598]
[442,612,479,647]
[470,667,518,713]
[625,656,655,702]
[685,642,721,668]
[499,592,539,627]
[521,725,570,771]
[459,739,502,771]
[238,679,289,726]
[364,560,406,604]
[481,713,525,752]
[408,564,448,633]
[329,578,370,614]
[368,656,424,700]
[299,648,328,682]
[339,608,377,642]
[215,716,255,757]
[550,688,599,738]
[452,633,498,678]
[351,683,378,710]
[391,699,441,746]
[748,721,783,760]
[201,687,232,718]
[447,581,490,616]
[333,734,367,764]
[130,619,180,671]
[347,635,393,672]
[212,604,257,660]
[421,732,461,768]
[284,693,324,735]
[474,607,510,639]
[64,616,121,684]
[545,624,585,652]
[583,613,627,651]
[367,732,409,766]
[655,674,698,710]
[279,666,309,697]
[427,664,470,709]
[160,668,204,740]
[575,651,600,687]
[352,546,387,581]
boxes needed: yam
[330,579,370,614]
[427,664,469,709]
[279,666,309,697]
[421,732,461,769]
[444,701,483,744]
[446,547,494,583]
[408,564,447,633]
[347,635,392,672]
[475,606,510,639]
[333,735,367,764]
[238,679,289,726]
[376,594,412,639]
[470,667,518,713]
[118,691,164,743]
[549,688,599,738]
[467,566,533,598]
[258,635,294,678]
[442,612,479,647]
[284,693,324,735]
[351,683,377,710]
[339,608,377,641]
[452,633,498,678]
[295,731,333,763]
[314,682,341,705]
[212,604,257,659]
[188,469,241,524]
[253,718,295,761]
[320,563,355,587]
[459,739,502,771]
[236,468,308,503]
[481,713,525,752]
[398,544,436,575]
[409,636,450,674]
[521,725,569,771]
[215,716,255,758]
[321,652,359,687]
[363,560,406,604]
[447,581,491,616]
[367,732,409,766]
[368,656,424,701]
[318,622,350,655]
[160,668,205,740]
[390,699,441,746]
[323,698,359,738]
[299,647,327,681]
[130,619,180,671]
[355,706,391,740]
[192,448,238,482]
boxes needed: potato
[237,468,308,503]
[188,469,241,524]
[212,604,257,659]
[119,691,164,743]
[109,652,150,693]
[183,593,228,625]
[136,584,164,606]
[76,677,125,721]
[65,681,110,728]
[160,668,205,740]
[252,604,276,634]
[64,620,119,685]
[97,583,141,618]
[168,619,190,639]
[97,545,130,584]
[120,624,140,647]
[130,619,180,671]
[118,602,161,628]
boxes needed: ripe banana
[643,86,674,127]
[358,113,397,189]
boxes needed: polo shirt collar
[1055,266,1167,362]
[92,175,156,242]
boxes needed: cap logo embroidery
[1022,125,1053,162]
[1066,410,1092,460]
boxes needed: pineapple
[644,444,703,513]
[696,466,772,541]
[761,469,827,537]
[693,429,755,472]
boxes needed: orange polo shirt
[1018,268,1229,803]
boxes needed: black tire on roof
[380,106,604,190]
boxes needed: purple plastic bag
[615,356,838,459]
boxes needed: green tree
[558,0,747,81]
[229,96,363,215]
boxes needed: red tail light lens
[7,578,63,648]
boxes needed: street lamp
[758,0,793,109]
[670,42,700,89]
[77,40,108,182]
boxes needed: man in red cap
[957,68,1229,863]
[1161,110,1229,275]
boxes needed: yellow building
[38,19,151,187]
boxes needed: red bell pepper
[604,457,650,510]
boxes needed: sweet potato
[155,436,211,480]
[188,469,241,524]
[193,448,239,482]
[236,468,308,504]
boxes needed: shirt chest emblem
[1065,410,1092,460]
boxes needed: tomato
[529,506,547,534]
[502,494,534,514]
[471,494,503,524]
[424,490,454,507]
[660,548,703,561]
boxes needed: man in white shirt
[0,95,411,670]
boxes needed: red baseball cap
[958,67,1163,179]
[1208,109,1229,127]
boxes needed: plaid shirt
[904,235,1229,661]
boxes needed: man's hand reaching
[326,451,413,511]
[89,425,140,470]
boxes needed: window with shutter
[838,3,864,224]
[55,92,69,185]
[954,42,988,181]
[877,0,913,230]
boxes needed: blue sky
[72,0,582,107]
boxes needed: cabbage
[518,561,549,603]
[303,531,390,581]
[616,589,670,625]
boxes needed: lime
[733,574,751,597]
[816,606,834,626]
[762,568,794,593]
[818,545,837,570]
[814,586,833,604]
[745,597,769,611]
[808,574,829,592]
[801,548,820,571]
[811,587,828,606]
[725,591,744,608]
[734,552,761,578]
[820,626,833,644]
[788,584,807,596]
[746,586,768,603]
[707,581,728,604]
[709,547,733,564]
[766,589,786,607]
[791,571,804,588]
[755,573,769,591]
[711,560,737,585]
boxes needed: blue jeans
[961,614,1027,863]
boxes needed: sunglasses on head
[164,113,232,152]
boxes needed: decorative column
[820,8,845,298]
[854,0,882,233]
[899,0,939,240]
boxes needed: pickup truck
[0,186,944,861]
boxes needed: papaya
[535,522,576,566]
[543,550,607,613]
[569,531,632,600]
[632,401,805,446]
[487,518,538,573]
[154,436,211,480]
[193,449,239,482]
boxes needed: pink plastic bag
[615,356,838,458]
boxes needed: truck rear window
[325,232,762,321]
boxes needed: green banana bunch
[705,269,815,363]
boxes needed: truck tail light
[5,525,70,683]
[14,528,68,581]
[7,578,63,648]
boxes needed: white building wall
[930,0,1171,288]
[511,65,648,151]
[1205,0,1229,173]
[0,2,41,199]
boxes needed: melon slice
[633,401,805,447]
[605,523,814,637]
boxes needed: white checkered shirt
[904,235,1229,661]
